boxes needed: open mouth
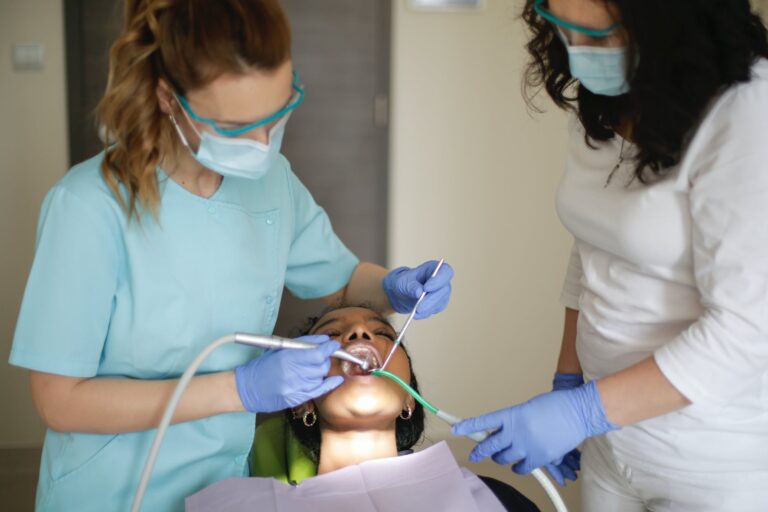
[341,342,381,376]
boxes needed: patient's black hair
[284,304,425,463]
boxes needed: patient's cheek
[389,351,411,380]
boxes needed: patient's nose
[344,326,373,343]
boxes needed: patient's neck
[317,428,399,474]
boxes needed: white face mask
[566,45,631,96]
[169,109,290,181]
[555,27,631,97]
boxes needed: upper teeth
[347,345,380,365]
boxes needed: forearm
[30,370,244,434]
[597,356,690,426]
[324,262,392,314]
[556,308,582,374]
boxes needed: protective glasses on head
[175,71,305,137]
[533,0,620,39]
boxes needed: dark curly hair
[522,0,768,182]
[284,305,425,463]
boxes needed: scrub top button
[266,217,274,225]
[207,205,217,214]
[266,296,274,304]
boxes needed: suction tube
[371,369,568,512]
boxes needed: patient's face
[309,307,412,430]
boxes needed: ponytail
[95,0,291,219]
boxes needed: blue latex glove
[382,260,454,319]
[452,381,619,483]
[234,335,344,413]
[545,373,586,486]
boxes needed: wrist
[224,370,246,413]
[382,266,409,312]
[234,364,259,413]
[552,372,584,391]
[575,380,620,437]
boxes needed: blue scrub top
[9,152,359,511]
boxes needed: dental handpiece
[234,333,370,371]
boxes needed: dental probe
[379,258,445,371]
[370,369,568,512]
[234,333,370,371]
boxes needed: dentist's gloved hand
[545,372,586,486]
[383,260,454,319]
[452,381,619,484]
[235,335,344,413]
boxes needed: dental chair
[250,416,317,484]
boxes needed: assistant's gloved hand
[452,381,619,483]
[382,260,454,319]
[545,372,586,486]
[234,335,344,413]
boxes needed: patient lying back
[186,306,540,512]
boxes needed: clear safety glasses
[533,0,620,39]
[175,71,305,137]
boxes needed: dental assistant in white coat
[454,1,768,510]
[8,1,453,510]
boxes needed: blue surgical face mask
[169,109,290,180]
[555,27,630,96]
[567,45,630,96]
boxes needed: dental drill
[234,333,370,370]
[131,333,369,512]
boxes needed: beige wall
[0,0,68,446]
[758,0,768,18]
[388,0,578,508]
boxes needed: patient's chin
[317,387,402,425]
[320,407,400,430]
[346,393,392,415]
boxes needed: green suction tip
[370,369,438,414]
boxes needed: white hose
[133,335,568,512]
[531,468,569,512]
[131,334,236,512]
[436,410,568,512]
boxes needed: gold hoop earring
[303,410,317,427]
[400,406,413,420]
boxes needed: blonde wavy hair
[96,0,291,219]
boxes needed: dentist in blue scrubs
[8,1,453,510]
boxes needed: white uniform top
[556,58,768,473]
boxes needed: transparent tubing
[371,369,568,512]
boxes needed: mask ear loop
[168,113,193,150]
[554,25,570,46]
[170,94,207,145]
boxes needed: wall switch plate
[409,0,484,11]
[12,43,45,71]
